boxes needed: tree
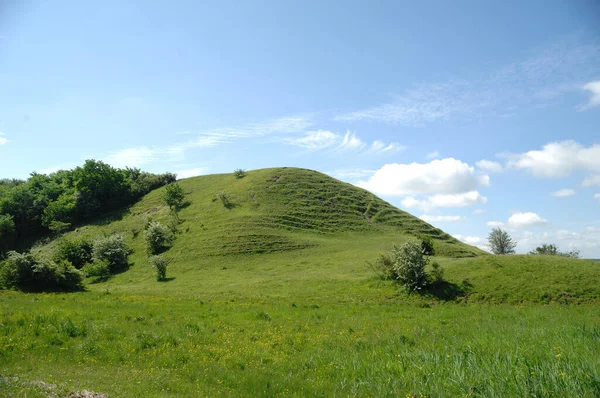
[92,234,131,273]
[144,221,174,254]
[0,214,16,257]
[163,183,185,210]
[487,227,517,255]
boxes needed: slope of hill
[3,167,600,397]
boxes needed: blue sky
[1,1,599,256]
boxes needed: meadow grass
[2,168,600,396]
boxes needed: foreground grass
[1,291,600,397]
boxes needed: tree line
[0,160,176,257]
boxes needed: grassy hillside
[2,167,600,397]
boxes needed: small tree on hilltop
[487,227,517,255]
[163,183,185,210]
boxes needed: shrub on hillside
[217,191,232,208]
[487,227,517,255]
[149,255,170,281]
[233,169,247,179]
[0,251,84,291]
[163,183,186,210]
[54,238,93,269]
[144,221,174,255]
[92,234,131,273]
[419,236,435,256]
[390,240,429,292]
[529,243,580,258]
[429,261,444,285]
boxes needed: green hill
[2,167,600,397]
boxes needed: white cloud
[284,130,340,150]
[551,188,575,197]
[0,132,7,145]
[419,215,464,223]
[473,209,486,214]
[595,193,600,199]
[505,140,600,178]
[453,235,482,245]
[335,39,600,125]
[507,212,548,228]
[358,158,489,196]
[329,168,376,179]
[587,226,600,232]
[582,175,600,187]
[175,167,206,179]
[476,160,503,173]
[487,221,505,227]
[401,191,487,211]
[425,151,440,159]
[338,131,365,151]
[578,81,600,110]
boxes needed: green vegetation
[92,234,131,274]
[487,227,517,254]
[163,182,186,211]
[233,168,247,179]
[1,167,599,396]
[0,160,175,256]
[143,221,174,255]
[530,243,580,258]
[148,254,170,281]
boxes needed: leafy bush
[217,191,232,208]
[163,183,185,210]
[390,240,429,292]
[82,260,110,278]
[54,238,93,269]
[0,251,84,291]
[92,234,131,273]
[529,243,580,258]
[149,255,170,281]
[233,169,247,179]
[367,253,395,280]
[144,221,174,255]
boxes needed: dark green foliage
[149,255,170,281]
[163,183,186,210]
[0,251,84,291]
[429,261,444,285]
[92,234,131,273]
[233,169,247,179]
[0,214,15,257]
[529,243,580,258]
[217,190,232,208]
[487,227,517,255]
[0,160,174,254]
[54,238,93,269]
[419,236,435,256]
[144,221,174,255]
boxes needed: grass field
[1,168,600,397]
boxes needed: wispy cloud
[401,191,487,212]
[0,132,7,145]
[453,235,482,245]
[578,81,600,111]
[476,160,503,173]
[335,37,600,125]
[284,130,403,156]
[551,188,575,197]
[425,151,440,159]
[283,130,340,150]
